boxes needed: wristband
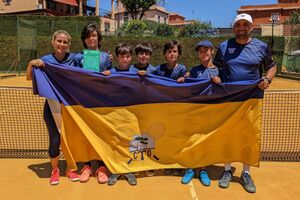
[264,77,272,84]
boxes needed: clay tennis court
[0,75,299,200]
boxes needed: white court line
[188,181,199,200]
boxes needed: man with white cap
[213,13,277,193]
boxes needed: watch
[264,77,272,84]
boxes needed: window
[271,13,280,23]
[158,16,161,23]
[164,17,167,24]
[124,13,129,23]
[3,0,12,6]
[105,23,110,32]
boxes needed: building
[0,0,87,16]
[237,0,300,36]
[168,13,195,28]
[112,2,169,28]
[0,0,116,33]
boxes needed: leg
[240,164,256,193]
[218,163,233,188]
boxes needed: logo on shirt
[228,48,236,54]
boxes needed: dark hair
[81,23,102,49]
[163,40,182,55]
[115,42,132,57]
[134,42,153,55]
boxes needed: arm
[258,66,277,90]
[26,59,45,80]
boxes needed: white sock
[243,164,250,174]
[224,163,231,171]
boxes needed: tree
[179,21,212,37]
[121,0,156,20]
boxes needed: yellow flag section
[61,99,262,174]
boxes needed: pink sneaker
[50,167,60,185]
[95,166,108,184]
[79,165,92,183]
[66,170,79,182]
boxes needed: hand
[184,72,190,78]
[30,59,45,68]
[212,76,221,84]
[108,51,113,62]
[176,77,185,83]
[138,70,146,76]
[258,78,271,90]
[102,70,111,76]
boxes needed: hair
[163,40,182,55]
[134,42,153,55]
[81,23,102,49]
[52,30,71,44]
[115,42,132,57]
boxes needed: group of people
[26,13,277,193]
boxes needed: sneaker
[95,166,108,184]
[124,173,137,186]
[66,170,79,182]
[199,170,211,186]
[164,169,173,175]
[79,165,92,183]
[240,172,256,193]
[218,170,232,188]
[145,170,155,177]
[50,167,60,185]
[107,174,120,186]
[174,169,184,176]
[181,169,195,184]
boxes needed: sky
[87,0,277,27]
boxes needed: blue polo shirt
[132,64,157,74]
[213,38,275,82]
[110,65,137,73]
[73,50,112,72]
[153,63,187,80]
[41,53,77,65]
[190,65,219,79]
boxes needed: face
[165,47,179,63]
[137,51,151,66]
[52,33,70,55]
[84,30,99,50]
[117,53,132,70]
[233,20,253,40]
[197,46,213,63]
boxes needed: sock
[225,163,232,171]
[243,164,250,174]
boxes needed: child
[132,42,156,76]
[74,23,112,72]
[153,40,187,176]
[181,40,220,186]
[77,24,111,184]
[103,42,137,186]
[153,40,187,83]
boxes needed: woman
[26,30,79,185]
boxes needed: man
[213,13,277,193]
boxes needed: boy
[133,42,156,76]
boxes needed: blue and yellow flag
[33,63,263,173]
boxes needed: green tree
[156,23,174,37]
[121,0,156,20]
[179,21,212,37]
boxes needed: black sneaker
[164,169,173,175]
[107,174,120,186]
[240,172,256,193]
[124,173,137,186]
[218,170,232,188]
[174,169,184,176]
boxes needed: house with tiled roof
[237,0,300,36]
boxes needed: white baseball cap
[234,13,253,24]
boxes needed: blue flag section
[32,63,263,173]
